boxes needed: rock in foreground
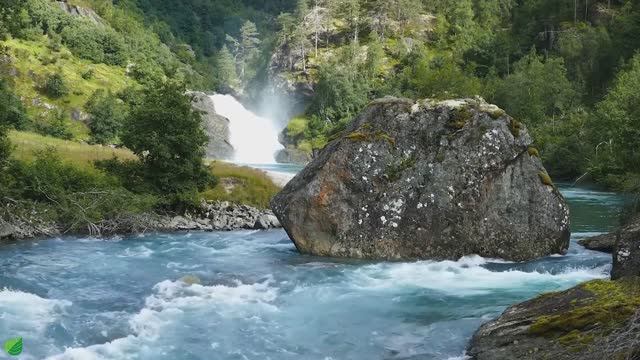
[613,216,640,280]
[271,97,570,261]
[468,279,640,360]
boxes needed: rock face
[578,232,616,253]
[468,279,640,360]
[612,216,640,279]
[55,0,103,25]
[190,92,234,160]
[271,97,570,261]
[275,148,312,165]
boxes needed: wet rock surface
[190,92,234,160]
[613,217,640,280]
[272,97,570,261]
[468,279,640,360]
[578,232,617,253]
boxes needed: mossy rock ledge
[467,278,640,360]
[271,97,570,261]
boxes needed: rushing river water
[0,185,627,360]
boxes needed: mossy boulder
[467,278,640,360]
[271,97,570,261]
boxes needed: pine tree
[239,20,260,79]
[216,45,238,89]
[332,0,362,43]
[225,21,261,81]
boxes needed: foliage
[590,54,640,186]
[202,161,280,209]
[216,45,238,90]
[0,80,30,130]
[7,150,157,232]
[120,81,215,196]
[42,72,69,98]
[310,47,371,127]
[34,110,73,140]
[84,90,126,144]
[61,21,127,66]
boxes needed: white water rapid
[210,94,284,164]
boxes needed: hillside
[261,0,640,191]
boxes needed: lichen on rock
[271,97,570,261]
[468,278,640,360]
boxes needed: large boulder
[271,97,570,261]
[190,92,234,160]
[612,216,640,279]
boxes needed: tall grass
[9,130,136,165]
[202,161,281,209]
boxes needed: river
[0,184,626,360]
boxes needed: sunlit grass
[4,37,135,140]
[202,161,281,209]
[9,130,136,165]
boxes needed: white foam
[48,279,278,360]
[349,256,608,296]
[0,289,71,335]
[210,94,284,164]
[119,245,154,258]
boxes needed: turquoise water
[0,185,626,360]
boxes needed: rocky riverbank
[468,216,640,359]
[0,200,281,242]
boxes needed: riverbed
[0,185,625,359]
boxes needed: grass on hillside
[202,161,281,209]
[4,37,135,140]
[9,132,280,209]
[9,130,135,165]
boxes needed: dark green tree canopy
[121,82,213,195]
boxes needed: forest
[123,0,639,190]
[0,0,639,234]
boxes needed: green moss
[202,161,281,209]
[528,147,540,157]
[345,127,396,147]
[386,156,417,182]
[558,330,594,346]
[529,279,640,347]
[448,107,473,130]
[538,171,554,186]
[488,108,506,119]
[345,131,369,142]
[508,118,522,137]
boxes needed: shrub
[11,150,157,232]
[61,20,127,66]
[81,68,95,80]
[85,90,126,145]
[42,72,69,98]
[0,80,30,130]
[34,110,73,140]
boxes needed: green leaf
[4,337,23,356]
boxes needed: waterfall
[210,94,284,164]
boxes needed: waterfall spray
[210,94,284,164]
